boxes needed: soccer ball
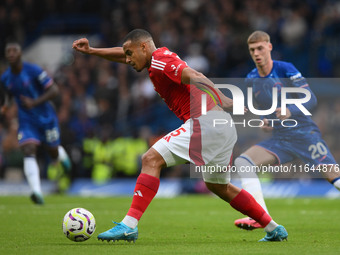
[62,208,96,242]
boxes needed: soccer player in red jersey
[72,29,288,242]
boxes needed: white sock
[332,178,340,191]
[58,146,69,162]
[122,215,138,229]
[234,155,269,213]
[24,157,42,194]
[264,220,279,232]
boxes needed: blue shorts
[257,129,336,165]
[18,117,60,147]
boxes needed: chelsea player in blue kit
[234,31,340,230]
[0,41,71,204]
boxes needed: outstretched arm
[72,38,126,64]
[181,67,233,112]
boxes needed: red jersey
[147,47,215,122]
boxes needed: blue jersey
[1,62,57,125]
[246,60,336,165]
[246,60,318,136]
[1,62,60,146]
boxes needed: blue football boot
[98,222,138,243]
[259,225,288,242]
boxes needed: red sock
[230,189,272,227]
[127,173,160,220]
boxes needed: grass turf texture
[0,195,339,255]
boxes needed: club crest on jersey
[163,50,173,55]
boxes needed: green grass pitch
[0,195,339,255]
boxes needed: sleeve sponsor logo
[38,71,48,82]
[289,72,303,81]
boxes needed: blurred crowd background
[1,0,340,186]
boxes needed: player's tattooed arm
[181,67,234,112]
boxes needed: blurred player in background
[73,29,288,243]
[0,41,71,204]
[234,31,340,230]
